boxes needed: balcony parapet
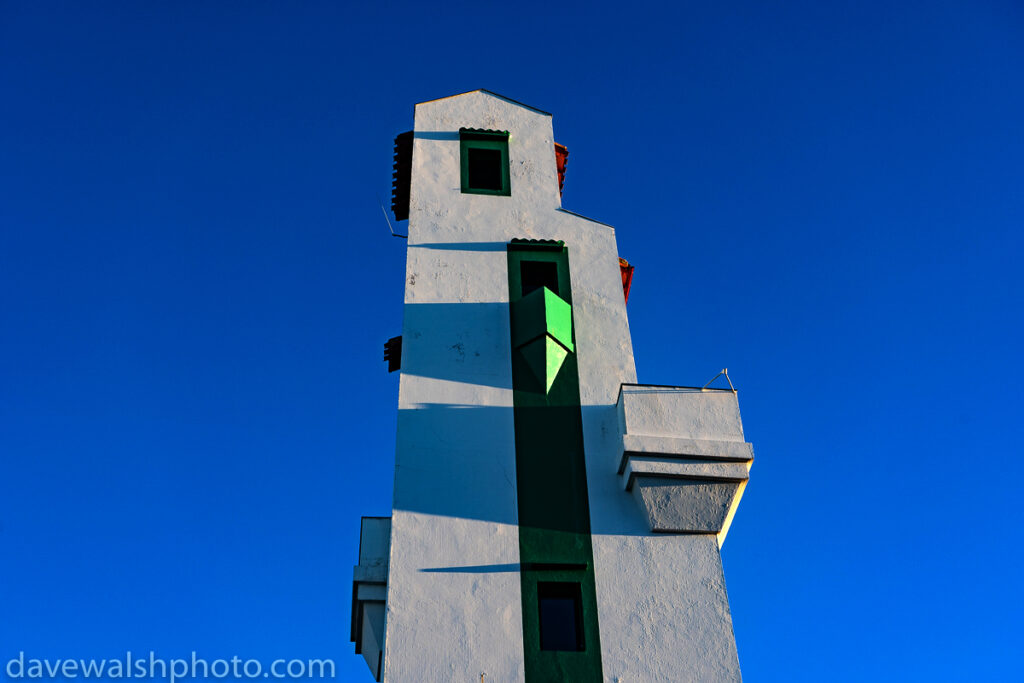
[616,384,754,544]
[351,516,391,682]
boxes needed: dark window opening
[468,148,503,191]
[521,261,559,297]
[538,582,584,652]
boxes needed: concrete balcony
[351,516,391,682]
[616,384,754,543]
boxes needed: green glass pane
[511,286,573,353]
[544,336,569,393]
[518,334,569,395]
[542,288,573,352]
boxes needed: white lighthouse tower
[351,90,754,682]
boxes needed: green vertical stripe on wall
[507,244,603,682]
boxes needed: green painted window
[508,240,604,680]
[460,128,510,196]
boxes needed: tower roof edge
[415,89,553,116]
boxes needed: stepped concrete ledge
[616,384,754,544]
[351,517,391,682]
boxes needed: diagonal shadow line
[412,242,509,251]
[419,563,520,574]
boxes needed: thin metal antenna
[702,368,736,393]
[378,195,407,239]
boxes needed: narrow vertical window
[460,128,510,196]
[537,582,584,652]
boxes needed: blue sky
[1,1,1022,680]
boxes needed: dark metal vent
[384,335,402,373]
[391,131,413,221]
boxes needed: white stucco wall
[383,91,742,682]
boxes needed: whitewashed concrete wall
[384,91,741,682]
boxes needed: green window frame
[460,128,511,196]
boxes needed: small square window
[460,128,510,196]
[537,582,584,652]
